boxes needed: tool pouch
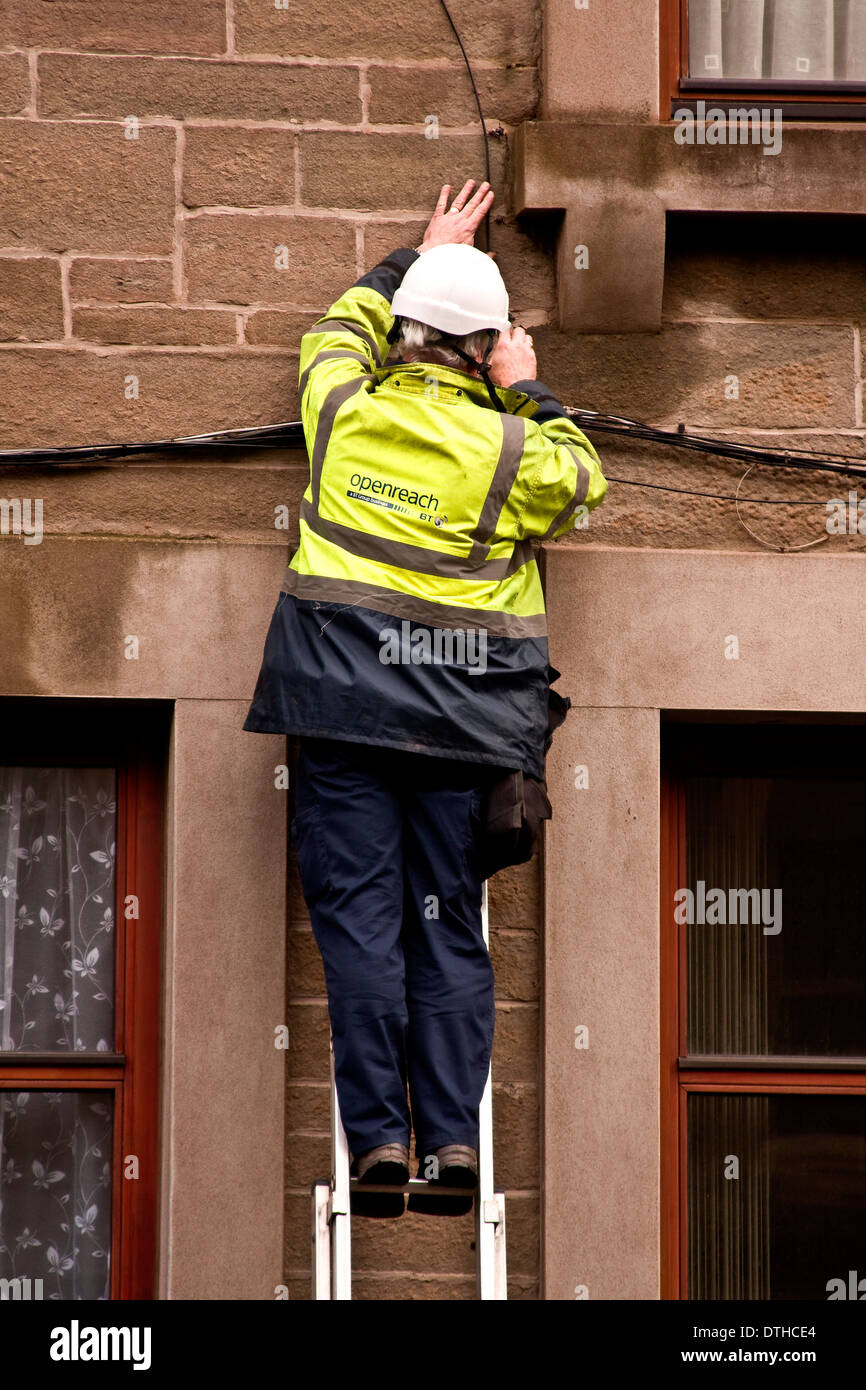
[478,667,570,879]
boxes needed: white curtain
[689,0,866,80]
[0,767,116,1300]
[0,767,116,1053]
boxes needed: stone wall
[0,1,543,448]
[552,210,866,555]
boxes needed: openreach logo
[379,620,488,675]
[49,1320,152,1371]
[0,497,43,545]
[674,881,782,935]
[673,101,783,156]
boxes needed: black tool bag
[478,668,571,880]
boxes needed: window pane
[0,1089,113,1300]
[688,1091,866,1299]
[0,768,116,1053]
[687,0,866,81]
[684,775,866,1057]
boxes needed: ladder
[312,881,507,1299]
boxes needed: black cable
[3,410,866,504]
[0,420,307,466]
[579,418,858,463]
[437,0,491,253]
[565,408,866,481]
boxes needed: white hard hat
[391,243,510,335]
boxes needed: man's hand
[488,325,536,387]
[416,180,495,253]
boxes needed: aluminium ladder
[312,881,507,1299]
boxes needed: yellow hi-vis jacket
[243,246,607,778]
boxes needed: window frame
[0,701,167,1300]
[661,0,866,121]
[660,719,866,1300]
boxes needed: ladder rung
[347,1177,478,1196]
[312,1176,480,1196]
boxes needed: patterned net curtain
[0,768,116,1300]
[0,1091,113,1300]
[689,0,866,80]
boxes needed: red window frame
[660,720,866,1300]
[0,700,167,1300]
[661,0,866,120]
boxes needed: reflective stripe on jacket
[243,246,607,777]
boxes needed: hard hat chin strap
[437,330,506,413]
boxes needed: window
[663,0,866,117]
[661,719,866,1300]
[0,702,166,1301]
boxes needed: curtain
[0,767,116,1300]
[0,767,116,1053]
[688,1093,772,1299]
[686,776,770,1056]
[0,1091,113,1299]
[689,0,866,81]
[685,777,773,1297]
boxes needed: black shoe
[350,1143,409,1219]
[407,1144,478,1217]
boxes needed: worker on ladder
[244,177,607,1218]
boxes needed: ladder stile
[477,880,508,1299]
[312,1183,332,1299]
[330,1036,352,1299]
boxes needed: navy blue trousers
[291,737,499,1159]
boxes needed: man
[244,179,607,1217]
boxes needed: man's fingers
[450,178,476,211]
[464,180,492,213]
[434,184,451,215]
[470,188,495,224]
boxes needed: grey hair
[396,317,498,372]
